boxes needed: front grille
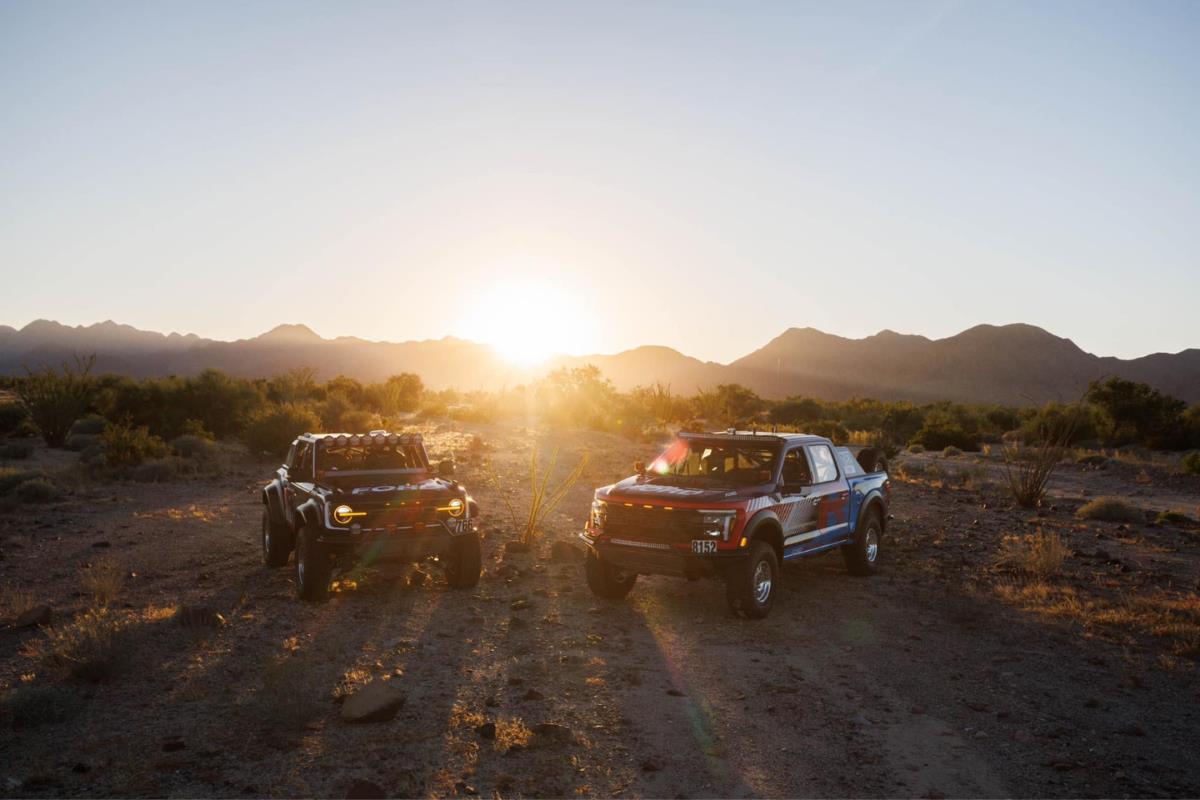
[604,504,703,543]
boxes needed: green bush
[0,402,29,435]
[14,478,59,504]
[68,416,107,436]
[0,441,34,460]
[1181,451,1200,476]
[131,458,180,483]
[63,433,100,452]
[1156,510,1194,527]
[1087,377,1187,450]
[906,443,925,454]
[169,434,215,461]
[100,420,169,468]
[16,355,97,447]
[942,445,962,457]
[338,409,378,433]
[0,468,45,495]
[242,403,322,458]
[806,419,849,444]
[1076,497,1143,524]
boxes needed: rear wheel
[585,551,637,599]
[725,541,778,619]
[295,524,332,601]
[262,508,291,568]
[843,510,882,576]
[445,531,482,589]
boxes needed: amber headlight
[332,504,364,525]
[445,498,465,517]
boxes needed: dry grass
[81,557,125,607]
[996,582,1200,658]
[1076,497,1144,524]
[28,608,122,682]
[995,530,1069,578]
[0,584,40,621]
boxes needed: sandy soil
[1,422,1198,798]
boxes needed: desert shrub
[81,557,125,607]
[130,458,181,483]
[805,419,849,444]
[15,355,97,447]
[996,530,1069,578]
[906,443,925,454]
[1076,497,1144,524]
[100,419,168,468]
[1001,401,1084,508]
[1156,510,1194,527]
[486,445,589,546]
[535,366,621,429]
[941,445,962,457]
[1087,377,1188,450]
[267,367,319,405]
[1181,451,1200,476]
[68,415,107,436]
[1,685,82,728]
[242,403,322,458]
[338,409,378,433]
[33,608,121,682]
[0,468,45,495]
[14,478,59,504]
[169,434,215,461]
[0,402,29,435]
[0,441,34,460]
[1020,402,1098,446]
[79,443,106,467]
[177,418,213,439]
[768,396,826,426]
[364,373,423,416]
[63,433,100,452]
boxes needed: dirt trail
[2,423,1199,797]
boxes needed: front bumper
[318,521,469,562]
[579,530,745,578]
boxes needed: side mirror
[437,459,455,477]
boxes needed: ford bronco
[580,431,890,618]
[261,431,480,600]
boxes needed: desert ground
[2,421,1199,799]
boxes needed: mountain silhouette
[1,319,1196,404]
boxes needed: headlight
[439,498,466,517]
[700,510,735,539]
[590,499,607,528]
[332,504,364,525]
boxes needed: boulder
[341,681,406,724]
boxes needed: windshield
[318,443,427,472]
[648,438,780,487]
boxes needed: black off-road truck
[261,431,480,600]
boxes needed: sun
[459,280,594,365]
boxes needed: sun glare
[459,280,594,366]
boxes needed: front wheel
[295,524,332,601]
[585,551,636,600]
[842,510,882,576]
[726,541,779,619]
[445,531,482,589]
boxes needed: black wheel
[585,550,636,600]
[725,540,778,619]
[445,531,482,589]
[856,447,888,474]
[295,524,332,601]
[262,508,291,567]
[843,509,882,576]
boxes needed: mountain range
[1,319,1197,405]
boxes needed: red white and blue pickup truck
[580,431,891,619]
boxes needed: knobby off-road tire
[295,524,332,601]
[585,550,637,600]
[726,540,779,619]
[843,509,882,576]
[856,447,888,474]
[262,507,291,568]
[445,531,482,589]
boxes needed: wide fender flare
[853,491,887,540]
[741,508,784,559]
[296,499,324,531]
[467,498,480,519]
[262,482,287,527]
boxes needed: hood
[599,475,757,505]
[318,470,456,498]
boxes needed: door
[804,444,850,546]
[777,447,821,558]
[285,442,315,527]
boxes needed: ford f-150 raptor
[580,431,890,618]
[261,430,480,600]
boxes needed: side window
[296,443,313,481]
[837,449,865,478]
[285,443,297,469]
[806,444,838,483]
[781,448,812,485]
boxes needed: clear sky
[2,0,1197,363]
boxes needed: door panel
[806,444,850,545]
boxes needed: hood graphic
[319,471,454,497]
[600,477,739,505]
